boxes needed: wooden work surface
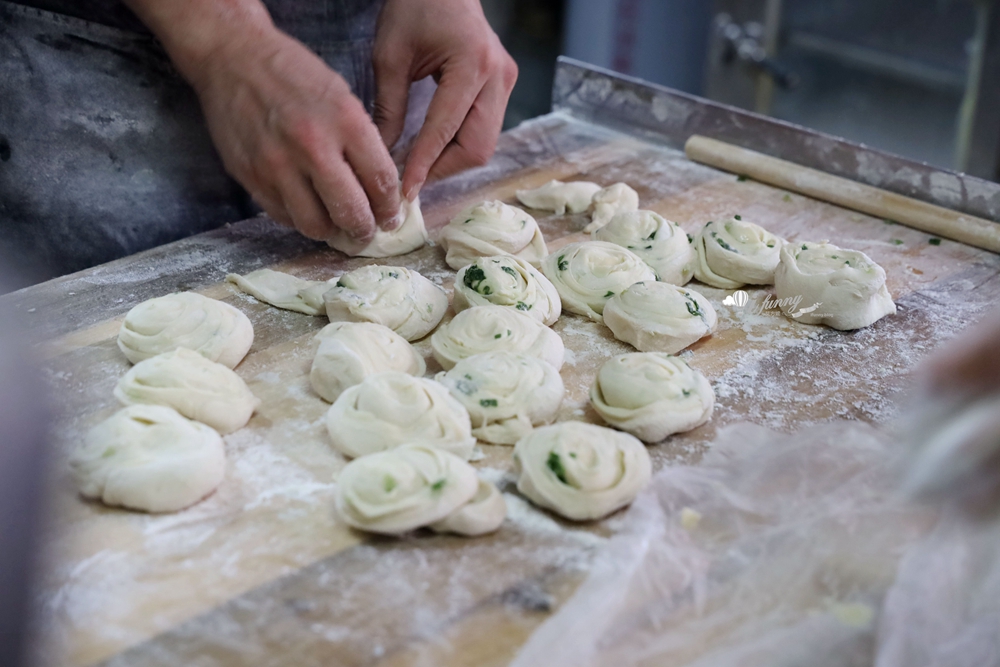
[11,112,1000,667]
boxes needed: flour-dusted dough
[310,322,426,403]
[540,241,656,322]
[453,255,562,325]
[326,372,475,460]
[324,265,448,341]
[430,478,506,536]
[693,216,784,288]
[594,210,696,285]
[585,183,640,234]
[515,180,601,214]
[590,352,714,442]
[114,348,259,434]
[774,241,896,330]
[604,281,716,354]
[326,196,428,258]
[334,443,479,535]
[225,269,330,316]
[436,351,565,445]
[69,404,225,513]
[430,305,565,371]
[513,422,651,521]
[117,292,254,368]
[440,200,547,270]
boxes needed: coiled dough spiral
[585,182,639,233]
[594,210,696,285]
[603,281,716,354]
[693,215,784,288]
[430,305,564,371]
[453,255,561,325]
[326,196,428,258]
[429,478,507,536]
[440,200,547,270]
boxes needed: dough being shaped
[693,216,784,288]
[118,292,254,368]
[594,210,696,285]
[334,443,479,535]
[225,269,330,316]
[430,305,565,371]
[326,372,475,460]
[515,180,601,215]
[453,255,562,326]
[774,241,896,330]
[590,352,714,442]
[430,478,506,536]
[69,404,225,513]
[326,196,428,258]
[513,421,651,521]
[324,265,448,341]
[540,241,656,322]
[585,183,640,233]
[604,281,716,354]
[436,351,565,445]
[311,322,426,403]
[114,348,259,434]
[440,200,548,270]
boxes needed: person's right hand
[920,306,1000,400]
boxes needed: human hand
[919,307,1000,399]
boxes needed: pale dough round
[326,196,428,258]
[594,210,696,285]
[516,180,601,214]
[430,479,506,536]
[604,281,716,354]
[585,182,639,233]
[430,305,565,371]
[225,269,330,316]
[693,215,784,288]
[453,255,562,325]
[440,200,548,270]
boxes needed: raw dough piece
[310,322,426,403]
[324,265,448,341]
[326,372,475,460]
[69,404,225,513]
[604,281,716,354]
[326,196,428,258]
[225,269,329,316]
[774,241,896,330]
[117,292,254,368]
[430,478,507,536]
[540,241,656,322]
[515,180,601,214]
[436,351,565,445]
[590,352,714,442]
[440,200,547,270]
[585,183,639,233]
[114,348,259,434]
[594,210,696,285]
[513,421,651,521]
[453,255,562,325]
[693,216,784,288]
[334,443,479,535]
[430,305,565,371]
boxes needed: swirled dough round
[585,183,640,233]
[324,265,448,341]
[326,196,428,258]
[430,305,565,371]
[693,216,784,288]
[594,210,696,285]
[114,348,259,434]
[310,322,426,403]
[516,180,601,214]
[69,404,225,513]
[430,478,506,536]
[225,269,330,316]
[117,292,254,368]
[326,372,475,460]
[774,241,896,330]
[590,353,714,442]
[440,200,547,270]
[335,444,480,535]
[540,241,656,322]
[513,421,651,521]
[436,351,565,445]
[453,255,562,325]
[604,281,717,354]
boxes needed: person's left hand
[372,0,518,200]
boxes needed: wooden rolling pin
[685,135,1000,254]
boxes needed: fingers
[372,44,413,152]
[310,157,377,244]
[273,169,334,240]
[343,117,402,231]
[920,308,1000,398]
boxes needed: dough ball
[430,305,565,371]
[440,200,547,270]
[585,183,639,233]
[513,421,651,521]
[453,255,562,326]
[590,352,714,442]
[430,478,506,536]
[117,292,254,368]
[324,265,448,341]
[435,351,565,445]
[335,444,480,535]
[225,269,330,316]
[693,215,784,288]
[515,179,601,214]
[325,372,475,460]
[540,241,657,322]
[69,404,225,513]
[604,281,716,354]
[326,196,428,258]
[774,241,896,330]
[310,322,426,403]
[594,210,696,285]
[114,348,259,434]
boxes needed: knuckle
[503,55,519,88]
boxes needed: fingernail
[381,211,403,232]
[404,180,424,202]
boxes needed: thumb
[372,50,411,151]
